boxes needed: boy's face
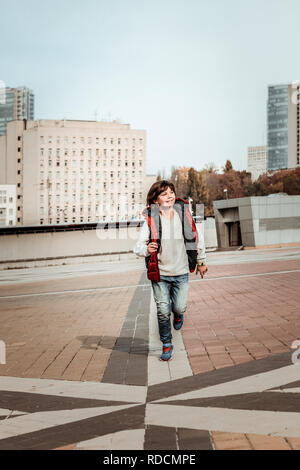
[154,186,176,208]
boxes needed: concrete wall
[204,217,217,248]
[214,194,300,248]
[0,218,217,268]
[251,194,300,246]
[0,225,142,264]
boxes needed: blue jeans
[151,273,189,344]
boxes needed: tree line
[157,161,300,217]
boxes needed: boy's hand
[196,265,208,278]
[147,242,158,254]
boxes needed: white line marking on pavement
[2,269,300,299]
[0,376,147,403]
[154,365,300,402]
[145,404,300,438]
[76,429,145,450]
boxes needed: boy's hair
[146,180,176,207]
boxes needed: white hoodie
[133,210,206,276]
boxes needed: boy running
[134,180,207,361]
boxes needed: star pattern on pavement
[0,352,300,449]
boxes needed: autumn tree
[170,166,189,198]
[257,168,300,195]
[185,167,209,215]
[168,163,300,219]
[223,160,233,172]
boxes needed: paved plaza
[0,247,300,450]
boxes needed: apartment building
[267,83,300,171]
[247,145,267,181]
[0,185,16,226]
[0,86,34,136]
[0,119,146,226]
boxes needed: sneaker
[173,314,184,330]
[160,343,174,361]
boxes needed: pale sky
[1,0,300,175]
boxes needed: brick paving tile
[1,254,300,450]
[245,434,292,450]
[211,432,252,450]
[0,270,142,382]
[286,438,300,450]
[54,443,77,450]
[184,258,300,375]
[0,270,142,297]
[211,432,297,450]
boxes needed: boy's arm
[133,221,150,257]
[196,228,206,265]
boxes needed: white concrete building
[0,185,16,226]
[0,119,147,226]
[247,145,267,181]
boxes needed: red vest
[142,198,198,282]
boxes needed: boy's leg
[170,274,189,327]
[151,278,172,345]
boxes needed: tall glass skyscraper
[267,84,289,171]
[0,87,34,136]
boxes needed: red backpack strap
[145,211,161,282]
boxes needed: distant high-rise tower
[267,83,300,171]
[247,145,267,181]
[0,87,34,136]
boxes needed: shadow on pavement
[76,335,149,356]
